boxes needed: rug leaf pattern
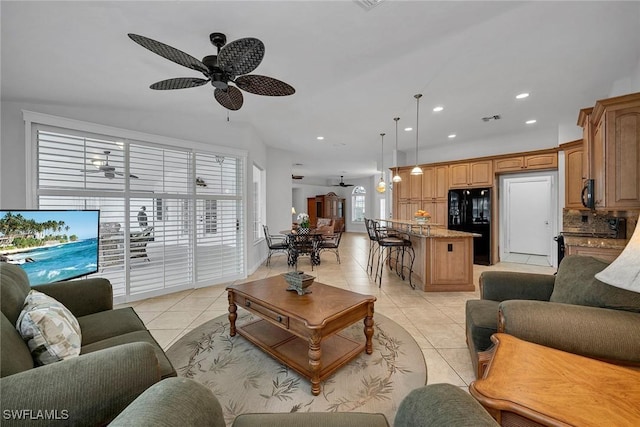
[167,313,427,426]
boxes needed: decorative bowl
[414,217,430,224]
[283,271,315,295]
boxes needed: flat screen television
[0,209,100,285]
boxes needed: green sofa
[230,384,498,427]
[114,382,498,427]
[0,262,177,425]
[465,255,640,378]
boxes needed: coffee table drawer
[238,296,289,328]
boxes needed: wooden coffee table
[470,333,640,426]
[226,275,375,395]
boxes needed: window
[352,186,366,222]
[28,114,246,303]
[252,164,265,242]
[379,198,386,220]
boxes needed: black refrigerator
[448,188,491,265]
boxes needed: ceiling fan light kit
[411,93,423,176]
[128,32,295,111]
[82,150,138,179]
[392,117,402,183]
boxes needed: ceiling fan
[333,176,354,187]
[82,151,138,179]
[128,32,295,111]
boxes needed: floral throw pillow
[16,290,82,365]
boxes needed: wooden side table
[469,333,640,427]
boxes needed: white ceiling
[2,1,639,185]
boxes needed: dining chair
[319,231,342,263]
[263,225,288,266]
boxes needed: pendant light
[392,117,402,183]
[410,93,423,175]
[376,133,386,193]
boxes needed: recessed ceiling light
[526,119,537,124]
[317,136,324,140]
[404,127,413,131]
[448,134,456,139]
[433,106,444,112]
[516,93,530,99]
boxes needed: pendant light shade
[411,94,423,176]
[392,117,402,183]
[376,133,386,193]
[595,223,640,293]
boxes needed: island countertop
[375,219,480,238]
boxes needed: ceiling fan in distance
[333,176,354,187]
[82,151,138,179]
[128,32,295,111]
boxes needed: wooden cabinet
[421,200,447,226]
[565,244,623,263]
[396,200,420,221]
[577,107,593,180]
[560,140,585,209]
[394,168,421,200]
[493,151,557,173]
[307,192,345,231]
[422,165,448,200]
[396,169,411,200]
[449,160,493,188]
[587,92,640,210]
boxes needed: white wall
[265,146,293,232]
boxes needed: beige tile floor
[118,232,555,388]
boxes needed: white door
[505,176,552,256]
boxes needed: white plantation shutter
[34,125,245,300]
[194,153,244,283]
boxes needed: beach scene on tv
[0,210,99,285]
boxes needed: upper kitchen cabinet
[493,149,558,174]
[395,167,423,200]
[449,160,493,188]
[560,140,584,209]
[577,107,593,180]
[586,92,640,210]
[422,165,448,200]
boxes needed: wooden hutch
[307,192,345,231]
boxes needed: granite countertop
[563,236,628,249]
[375,219,479,238]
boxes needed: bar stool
[372,220,415,289]
[364,218,380,275]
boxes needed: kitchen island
[377,219,478,292]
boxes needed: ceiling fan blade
[235,75,295,96]
[114,171,139,179]
[150,77,210,90]
[128,33,209,74]
[218,37,265,76]
[81,169,100,174]
[214,87,243,111]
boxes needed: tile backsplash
[563,209,638,238]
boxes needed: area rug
[167,312,427,426]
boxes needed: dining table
[279,228,327,268]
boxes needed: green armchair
[465,255,640,378]
[0,262,177,425]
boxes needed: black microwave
[581,179,595,209]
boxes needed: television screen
[0,210,100,285]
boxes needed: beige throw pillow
[16,290,82,365]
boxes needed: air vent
[482,114,501,122]
[292,175,304,180]
[354,0,385,11]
